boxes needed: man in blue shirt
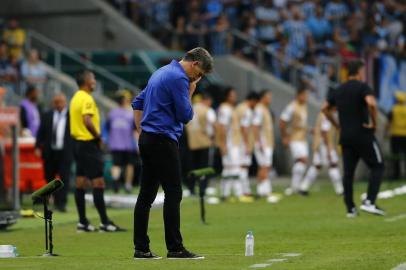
[132,47,213,260]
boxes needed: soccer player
[217,87,243,201]
[107,90,137,194]
[186,93,216,195]
[280,86,309,195]
[235,92,258,196]
[299,111,343,195]
[252,90,274,197]
[132,47,212,259]
[322,60,385,217]
[70,70,123,232]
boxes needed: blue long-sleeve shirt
[131,60,193,142]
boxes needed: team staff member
[107,90,137,194]
[35,94,72,212]
[20,85,41,137]
[323,60,385,217]
[387,91,406,180]
[132,48,213,259]
[70,70,123,232]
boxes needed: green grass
[1,180,406,270]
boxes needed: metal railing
[25,30,139,95]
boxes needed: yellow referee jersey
[69,90,100,141]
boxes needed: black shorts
[74,139,104,179]
[111,150,135,166]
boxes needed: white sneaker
[77,223,97,232]
[99,221,126,232]
[360,200,385,216]
[284,187,294,196]
[346,207,358,218]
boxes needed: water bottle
[245,231,254,256]
[0,245,18,258]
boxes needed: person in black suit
[35,93,73,212]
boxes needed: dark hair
[347,60,364,76]
[246,91,259,101]
[296,83,307,95]
[223,86,235,102]
[25,85,37,97]
[76,70,94,87]
[113,95,124,105]
[201,92,212,100]
[258,89,271,99]
[182,47,214,73]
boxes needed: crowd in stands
[110,0,405,98]
[0,18,48,98]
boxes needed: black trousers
[188,148,209,195]
[43,150,71,208]
[342,139,384,211]
[134,132,183,252]
[390,136,406,179]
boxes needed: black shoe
[167,248,205,260]
[99,221,127,232]
[77,222,97,232]
[298,190,309,196]
[134,250,162,260]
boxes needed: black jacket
[35,110,73,161]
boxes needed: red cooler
[3,137,47,193]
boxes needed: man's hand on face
[193,76,202,84]
[189,76,202,97]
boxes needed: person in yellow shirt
[2,19,26,61]
[387,91,406,179]
[70,70,123,233]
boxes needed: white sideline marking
[250,263,272,268]
[385,213,406,223]
[392,263,406,270]
[268,258,288,262]
[361,185,406,201]
[280,253,302,257]
[84,193,165,208]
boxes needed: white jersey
[217,104,239,148]
[206,107,217,137]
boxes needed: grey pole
[11,125,20,211]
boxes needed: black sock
[93,188,109,224]
[112,181,119,193]
[75,189,87,224]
